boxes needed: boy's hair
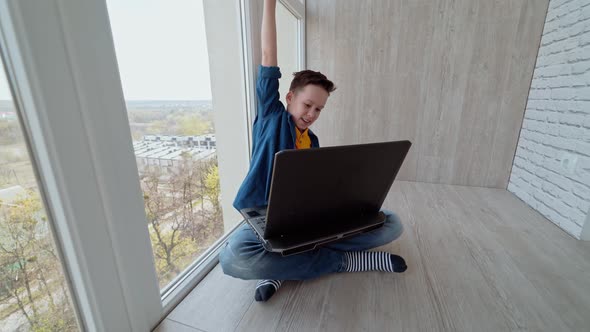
[289,70,336,95]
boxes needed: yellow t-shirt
[295,127,311,149]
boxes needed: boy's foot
[344,251,407,273]
[255,279,283,302]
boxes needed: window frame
[280,0,306,70]
[241,0,306,156]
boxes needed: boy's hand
[261,0,278,66]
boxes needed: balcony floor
[155,181,590,332]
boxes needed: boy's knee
[218,242,234,272]
[218,242,235,275]
[219,242,251,279]
[382,210,404,242]
[218,238,266,279]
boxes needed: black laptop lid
[265,140,411,238]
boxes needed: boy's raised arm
[261,0,278,67]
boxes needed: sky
[0,0,212,101]
[107,0,212,100]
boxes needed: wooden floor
[155,181,590,332]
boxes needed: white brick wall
[508,0,590,239]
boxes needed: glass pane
[106,0,225,290]
[276,1,299,102]
[0,60,79,329]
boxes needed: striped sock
[344,251,407,273]
[254,279,282,302]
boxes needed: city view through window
[106,0,225,290]
[0,97,222,330]
[126,100,223,289]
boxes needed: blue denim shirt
[233,65,320,211]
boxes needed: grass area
[0,160,37,189]
[0,143,37,190]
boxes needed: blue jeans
[218,209,403,281]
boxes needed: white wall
[508,0,590,239]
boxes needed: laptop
[239,140,411,256]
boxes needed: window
[106,0,227,291]
[0,54,79,331]
[241,0,306,140]
[276,1,301,101]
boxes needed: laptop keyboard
[253,217,266,231]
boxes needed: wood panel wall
[306,0,548,188]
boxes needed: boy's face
[286,84,329,131]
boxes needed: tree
[204,164,223,235]
[180,157,222,246]
[0,191,77,331]
[146,120,168,135]
[139,155,224,287]
[177,114,210,136]
[0,119,21,145]
[141,162,199,286]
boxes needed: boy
[218,0,407,302]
